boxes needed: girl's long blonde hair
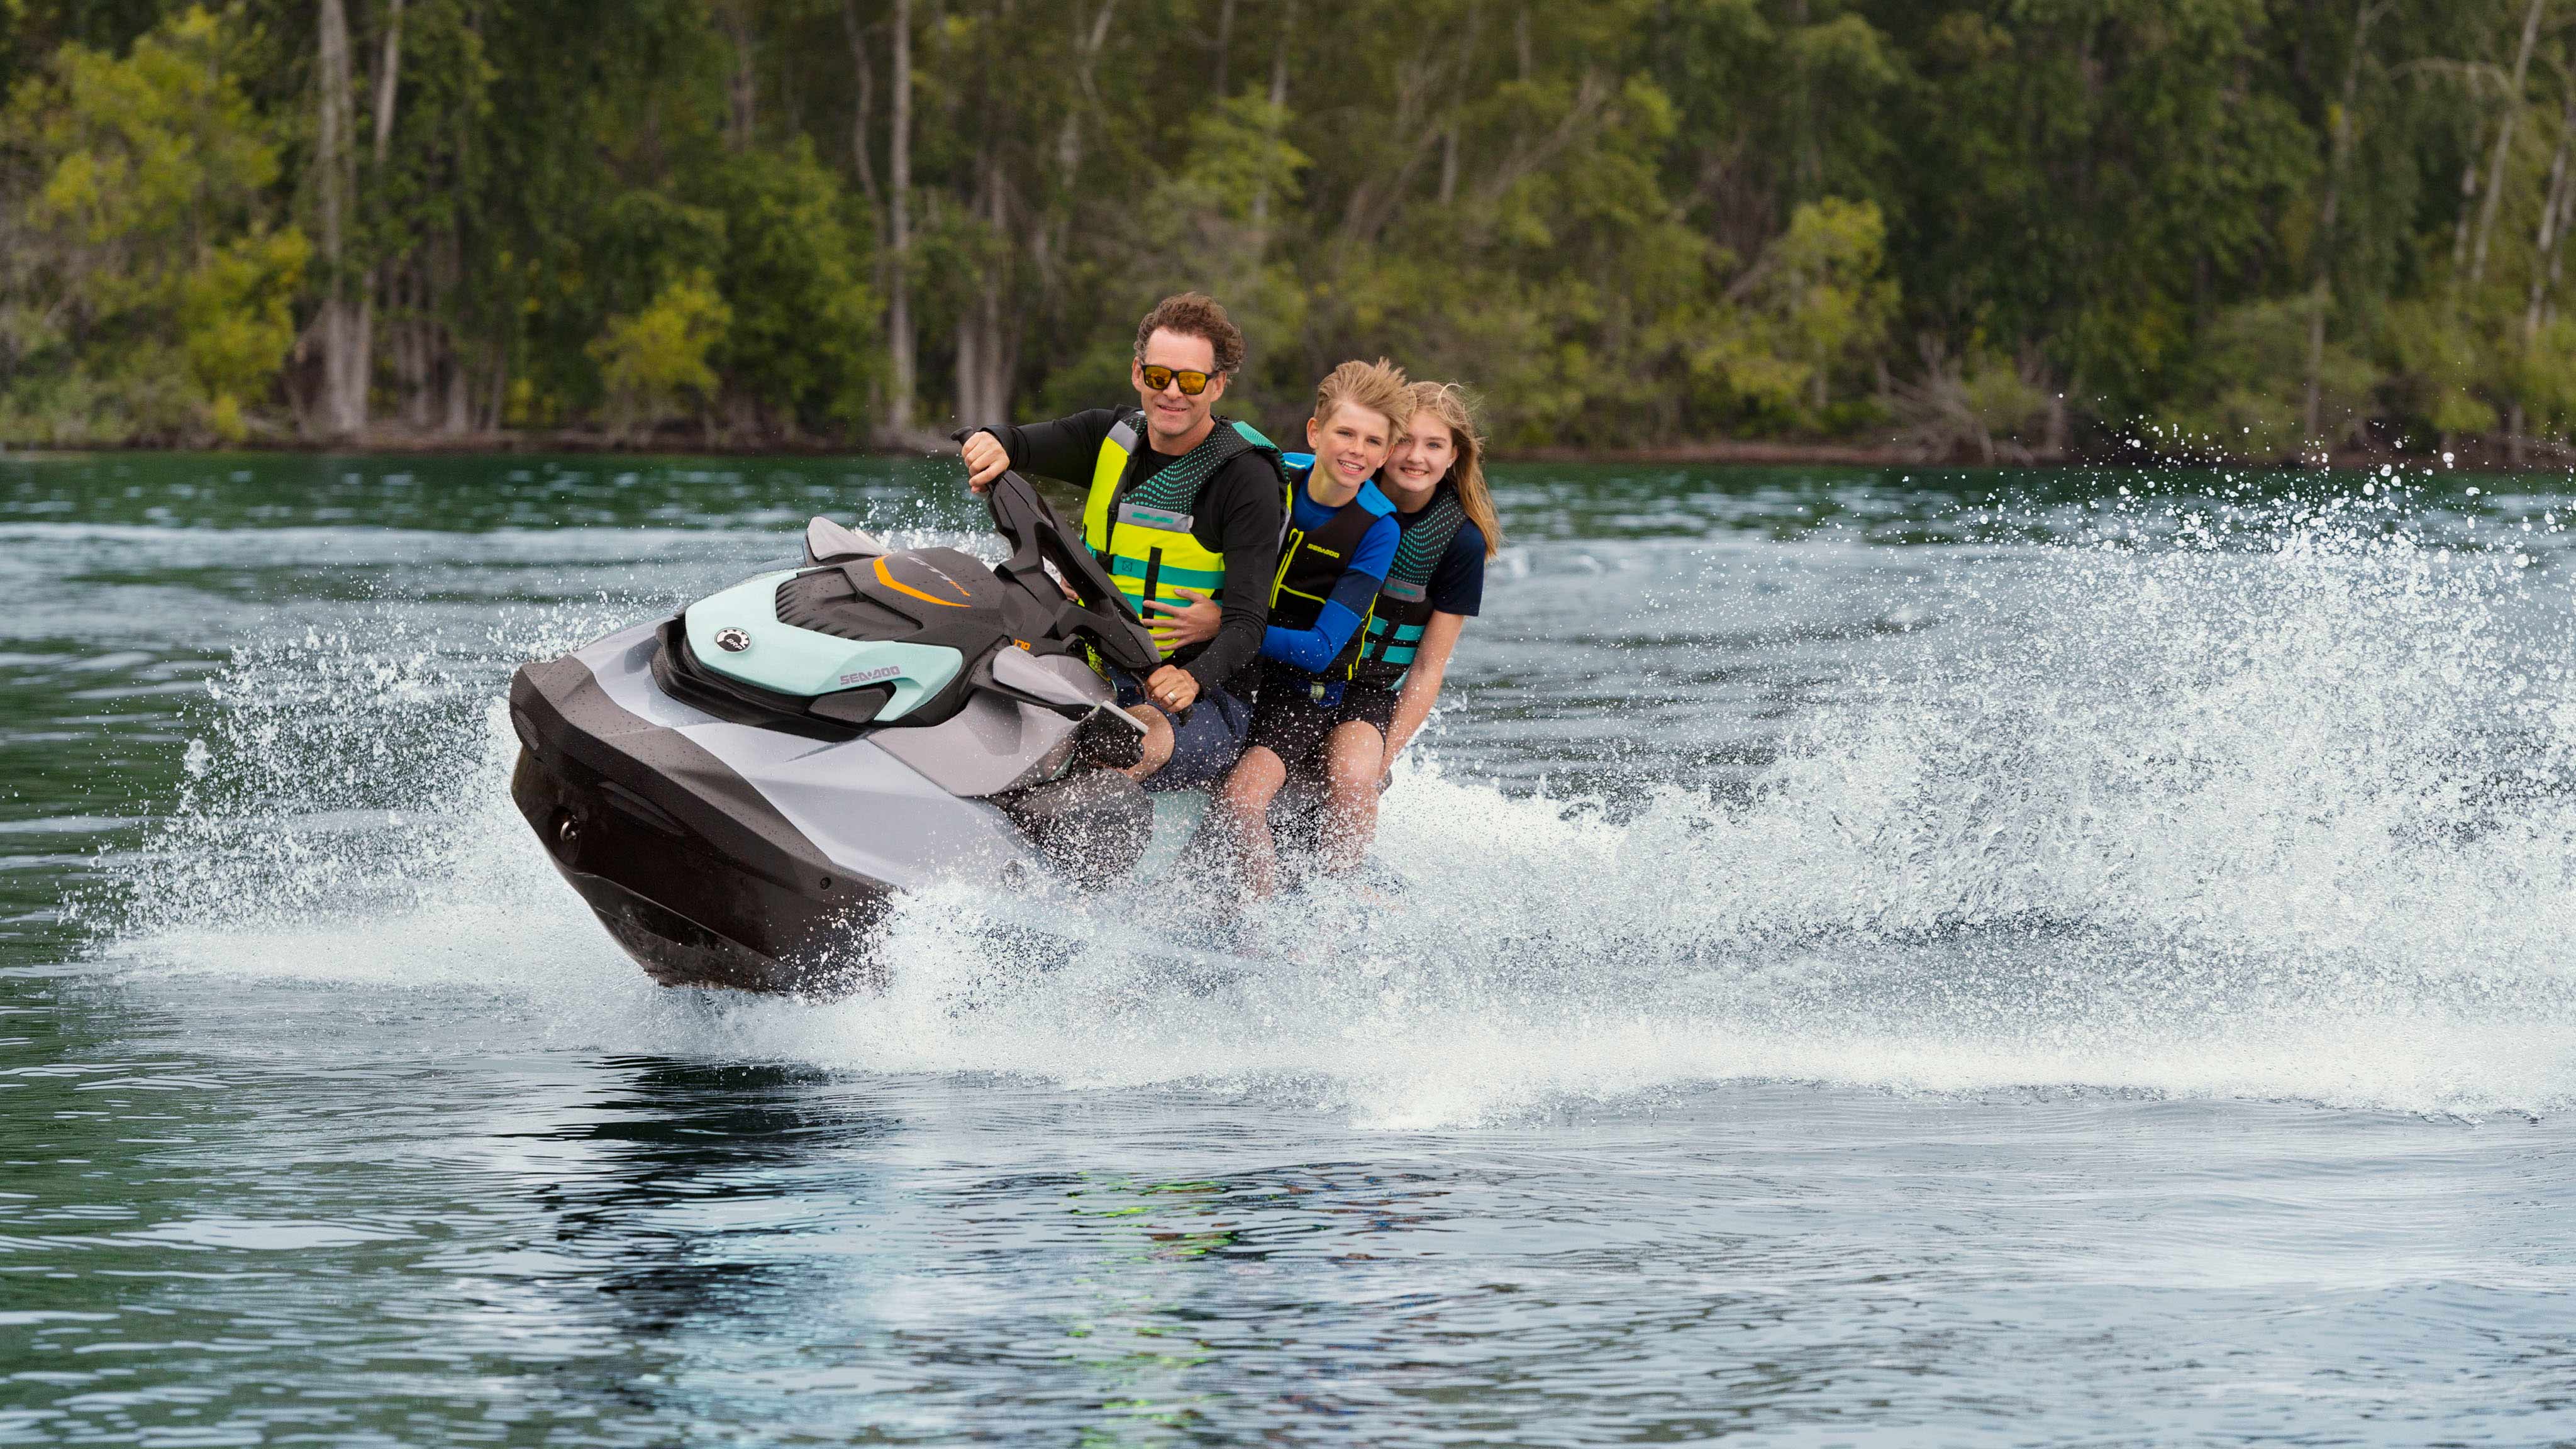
[1402,380,1502,557]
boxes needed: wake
[93,484,2576,1124]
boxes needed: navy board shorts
[1111,669,1252,791]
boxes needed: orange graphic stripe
[875,556,971,608]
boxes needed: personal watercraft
[507,471,1170,994]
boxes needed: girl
[1311,380,1502,870]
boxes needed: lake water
[2,452,2572,1445]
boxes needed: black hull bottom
[509,655,891,996]
[514,747,889,995]
[545,862,837,993]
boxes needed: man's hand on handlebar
[1145,665,1199,713]
[962,430,1011,492]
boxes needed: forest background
[0,0,2569,462]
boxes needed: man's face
[1131,329,1226,446]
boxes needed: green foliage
[587,269,731,440]
[4,0,2576,453]
[1692,197,1897,428]
[0,5,303,444]
[703,140,880,433]
[2161,294,2379,457]
[179,227,308,439]
[2387,294,2502,440]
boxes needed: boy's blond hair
[1311,358,1411,435]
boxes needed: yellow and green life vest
[1080,411,1285,659]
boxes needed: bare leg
[1121,704,1173,781]
[1319,720,1385,872]
[1211,744,1289,899]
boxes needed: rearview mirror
[989,647,1105,714]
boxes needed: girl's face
[1306,402,1397,496]
[1383,411,1456,498]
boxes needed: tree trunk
[1213,0,1235,94]
[2304,0,2372,442]
[2527,92,2576,339]
[953,157,1016,425]
[439,45,474,438]
[2455,118,2485,271]
[843,0,879,206]
[1057,0,1117,184]
[372,0,403,168]
[374,0,409,430]
[724,2,757,151]
[441,329,472,435]
[884,0,915,435]
[397,269,429,430]
[2471,0,2547,286]
[1251,0,1292,227]
[481,341,509,434]
[314,0,367,440]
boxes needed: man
[959,292,1287,787]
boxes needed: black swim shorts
[1243,664,1341,771]
[1246,663,1400,772]
[1335,682,1399,742]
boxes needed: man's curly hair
[1133,292,1248,377]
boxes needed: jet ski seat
[804,516,887,565]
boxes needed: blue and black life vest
[1270,454,1396,676]
[1348,484,1468,689]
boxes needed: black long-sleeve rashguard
[980,408,1285,698]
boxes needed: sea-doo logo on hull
[838,664,902,686]
[714,627,752,653]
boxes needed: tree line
[0,0,2568,461]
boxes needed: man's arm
[973,409,1123,488]
[1185,454,1285,694]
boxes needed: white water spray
[97,487,2576,1124]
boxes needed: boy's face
[1305,402,1397,500]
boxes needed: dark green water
[2,451,2572,1445]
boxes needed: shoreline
[4,430,2573,476]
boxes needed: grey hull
[509,623,1060,994]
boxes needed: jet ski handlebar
[972,459,1162,676]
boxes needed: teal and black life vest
[1349,485,1468,689]
[1079,410,1286,658]
[1269,455,1396,675]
